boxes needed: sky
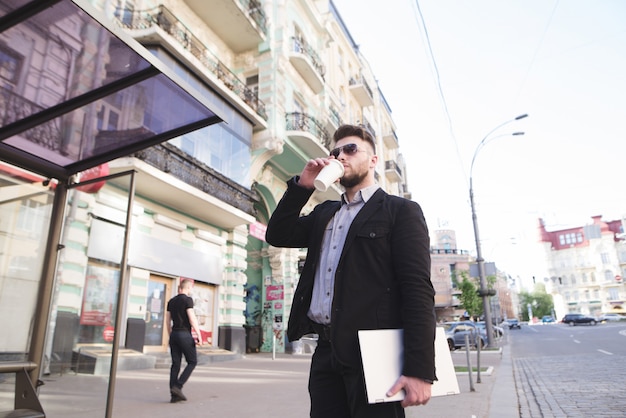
[333,0,626,289]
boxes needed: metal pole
[476,328,481,383]
[105,171,136,418]
[470,177,495,347]
[30,182,68,384]
[464,334,475,392]
[469,114,528,347]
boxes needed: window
[560,232,583,245]
[169,123,251,186]
[608,287,619,301]
[583,224,601,239]
[337,49,344,73]
[97,104,120,131]
[17,199,47,238]
[293,98,304,115]
[601,253,610,264]
[0,45,22,89]
[245,74,259,107]
[570,274,576,285]
[604,270,614,282]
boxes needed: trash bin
[244,325,261,353]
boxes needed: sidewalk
[34,343,518,418]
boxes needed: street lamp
[470,113,527,346]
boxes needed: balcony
[285,112,331,157]
[430,248,470,255]
[114,6,267,123]
[288,37,325,94]
[400,183,411,200]
[0,87,61,152]
[324,105,342,133]
[348,76,374,107]
[384,160,402,183]
[361,118,376,138]
[185,0,267,53]
[108,143,257,228]
[383,130,399,149]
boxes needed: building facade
[430,229,518,323]
[0,0,413,394]
[538,215,626,319]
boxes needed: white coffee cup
[314,159,345,192]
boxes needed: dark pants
[308,340,405,418]
[169,330,197,390]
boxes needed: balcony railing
[0,87,62,151]
[329,106,342,128]
[361,118,376,138]
[132,143,256,215]
[384,159,402,182]
[285,112,331,150]
[241,0,268,36]
[430,248,470,255]
[114,5,267,120]
[348,75,374,107]
[290,36,326,80]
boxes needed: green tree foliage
[459,272,482,319]
[518,283,554,321]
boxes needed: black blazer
[266,177,436,381]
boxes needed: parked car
[475,321,504,337]
[442,321,487,351]
[598,313,624,322]
[561,313,597,326]
[507,318,521,329]
[541,315,555,323]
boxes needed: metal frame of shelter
[0,0,226,416]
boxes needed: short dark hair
[333,124,376,155]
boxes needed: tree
[519,283,554,321]
[458,272,482,319]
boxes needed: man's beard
[340,170,368,188]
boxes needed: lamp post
[470,114,527,346]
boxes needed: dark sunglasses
[329,143,363,158]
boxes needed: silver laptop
[358,329,405,404]
[358,327,460,404]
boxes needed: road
[510,321,626,417]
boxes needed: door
[192,281,216,345]
[144,275,172,351]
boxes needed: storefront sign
[249,222,267,241]
[266,285,284,301]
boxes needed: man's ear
[369,154,378,168]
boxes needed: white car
[598,313,624,322]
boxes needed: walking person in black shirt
[166,279,203,403]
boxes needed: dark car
[442,321,487,350]
[507,319,521,329]
[561,313,597,326]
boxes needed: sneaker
[170,394,184,403]
[170,386,187,401]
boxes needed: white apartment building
[538,215,626,319]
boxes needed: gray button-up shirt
[307,185,380,325]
